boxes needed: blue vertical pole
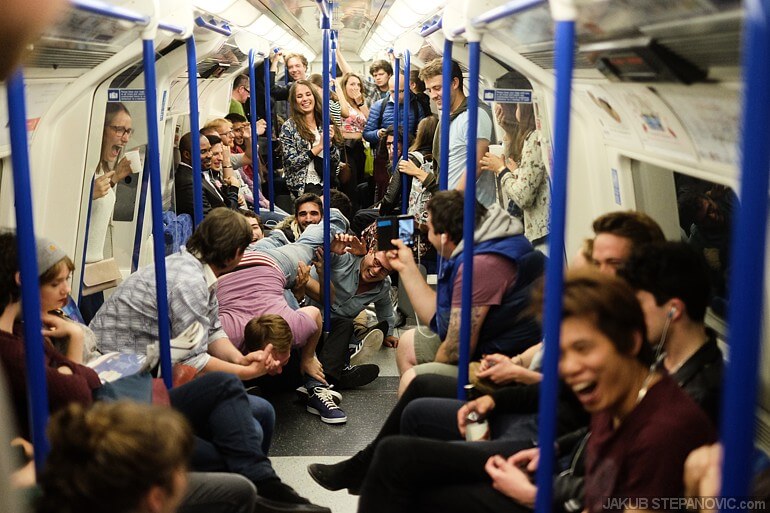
[142,39,173,389]
[534,19,575,513]
[392,57,401,174]
[456,41,481,401]
[185,37,204,227]
[264,56,275,211]
[322,10,332,333]
[439,39,453,190]
[401,50,411,213]
[7,70,51,473]
[331,32,337,81]
[248,50,261,216]
[720,0,770,506]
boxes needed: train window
[631,162,734,319]
[80,85,148,312]
[674,173,736,318]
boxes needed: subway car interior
[1,0,769,512]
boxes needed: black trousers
[358,435,533,513]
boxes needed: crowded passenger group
[1,4,768,513]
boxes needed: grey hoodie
[451,203,524,259]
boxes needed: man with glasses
[230,74,250,117]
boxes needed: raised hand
[93,171,115,199]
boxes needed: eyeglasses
[219,130,234,137]
[242,86,251,94]
[109,125,134,137]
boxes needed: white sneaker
[350,329,384,366]
[296,384,342,405]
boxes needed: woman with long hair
[481,103,551,249]
[279,80,342,197]
[335,71,370,210]
[87,102,134,263]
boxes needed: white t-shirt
[305,130,322,185]
[446,107,493,190]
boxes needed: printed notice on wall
[583,85,640,147]
[614,84,696,160]
[655,85,739,166]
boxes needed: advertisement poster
[656,85,739,166]
[614,85,696,159]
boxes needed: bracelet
[223,166,233,169]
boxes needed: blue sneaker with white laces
[307,386,347,424]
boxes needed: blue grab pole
[720,0,770,506]
[248,50,261,216]
[186,37,204,227]
[7,70,51,474]
[392,57,401,174]
[322,14,332,333]
[534,19,575,513]
[264,57,275,210]
[456,42,481,401]
[141,39,173,389]
[439,39,452,190]
[71,0,149,24]
[401,50,411,213]
[331,33,337,81]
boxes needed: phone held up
[377,215,415,251]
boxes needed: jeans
[305,317,354,388]
[252,208,349,286]
[401,398,539,445]
[169,372,278,484]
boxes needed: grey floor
[268,328,403,513]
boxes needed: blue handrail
[439,39,452,190]
[248,50,261,216]
[316,0,331,20]
[194,16,232,36]
[158,21,185,35]
[719,0,770,505]
[456,41,481,401]
[419,18,442,37]
[392,57,401,174]
[534,19,575,513]
[263,57,275,211]
[401,50,411,213]
[7,70,51,474]
[186,37,204,227]
[322,12,332,334]
[71,0,150,25]
[470,0,546,28]
[141,39,173,389]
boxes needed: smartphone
[377,215,414,251]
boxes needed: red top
[0,325,101,438]
[584,374,717,513]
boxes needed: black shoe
[337,364,379,390]
[308,456,366,495]
[256,479,331,513]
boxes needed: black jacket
[175,164,239,218]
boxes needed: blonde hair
[203,118,232,132]
[244,314,293,353]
